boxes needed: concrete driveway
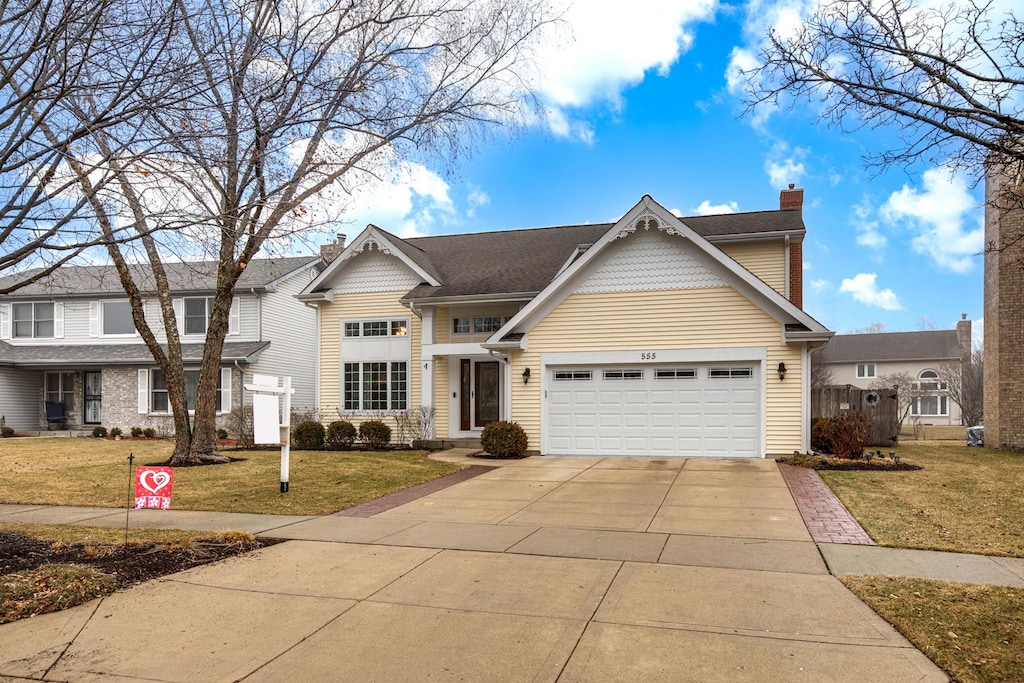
[0,457,946,682]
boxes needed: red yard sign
[135,467,174,509]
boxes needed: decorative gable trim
[299,225,440,296]
[485,195,831,349]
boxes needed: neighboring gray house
[814,316,972,426]
[0,257,322,433]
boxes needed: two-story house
[298,191,833,457]
[814,318,973,426]
[0,257,321,434]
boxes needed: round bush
[217,428,229,440]
[109,427,123,439]
[358,420,391,450]
[92,426,108,438]
[326,420,357,449]
[142,427,156,438]
[130,426,144,438]
[1,426,15,438]
[292,420,325,450]
[480,421,528,458]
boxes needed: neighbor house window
[183,297,214,335]
[342,361,408,410]
[856,363,876,379]
[45,372,75,407]
[12,302,54,338]
[150,369,224,412]
[912,369,947,391]
[102,301,135,335]
[912,395,948,417]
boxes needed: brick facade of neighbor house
[984,165,1024,449]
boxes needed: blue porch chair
[45,401,67,430]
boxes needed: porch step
[414,438,483,451]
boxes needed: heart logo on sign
[140,470,171,494]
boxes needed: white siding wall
[0,367,43,431]
[246,269,318,412]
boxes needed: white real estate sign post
[246,374,293,493]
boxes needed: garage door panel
[546,363,760,457]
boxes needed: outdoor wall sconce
[522,367,531,384]
[777,362,787,381]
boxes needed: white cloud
[810,278,831,292]
[880,166,983,273]
[535,0,717,139]
[693,199,739,215]
[764,141,807,188]
[972,317,983,350]
[466,184,490,218]
[851,196,887,250]
[839,273,903,311]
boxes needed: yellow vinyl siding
[434,356,449,438]
[720,240,787,298]
[514,287,804,454]
[318,291,420,429]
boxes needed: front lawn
[818,443,1024,557]
[0,438,463,516]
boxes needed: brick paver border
[333,465,496,518]
[778,462,875,545]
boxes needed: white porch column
[419,308,436,437]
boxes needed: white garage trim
[541,348,766,458]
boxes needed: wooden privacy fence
[811,385,900,446]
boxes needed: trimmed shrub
[810,417,830,453]
[819,412,874,458]
[1,426,14,438]
[92,426,108,438]
[130,426,144,438]
[217,428,229,440]
[358,420,391,450]
[326,420,357,449]
[292,420,325,450]
[109,427,123,439]
[142,427,156,438]
[480,421,528,458]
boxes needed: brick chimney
[780,184,804,212]
[320,233,347,263]
[956,313,972,362]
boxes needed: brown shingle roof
[817,330,960,363]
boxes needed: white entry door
[546,364,760,457]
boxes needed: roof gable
[487,195,828,344]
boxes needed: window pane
[344,322,360,337]
[103,301,135,335]
[363,362,388,409]
[391,362,407,409]
[184,298,208,335]
[12,304,31,337]
[344,363,360,409]
[390,320,408,336]
[152,391,168,412]
[60,372,75,404]
[184,370,199,411]
[363,321,388,336]
[452,318,470,334]
[151,369,167,390]
[474,316,502,333]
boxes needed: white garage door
[546,364,760,457]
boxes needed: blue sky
[315,0,985,340]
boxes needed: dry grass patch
[1,563,117,623]
[843,575,1024,683]
[818,443,1024,557]
[0,438,463,515]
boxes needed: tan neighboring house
[814,318,973,426]
[298,191,832,457]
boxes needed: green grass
[0,438,464,516]
[842,575,1024,683]
[817,443,1024,557]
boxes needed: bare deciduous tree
[743,0,1024,176]
[809,348,835,390]
[54,0,552,464]
[871,371,923,435]
[937,347,984,426]
[0,0,180,293]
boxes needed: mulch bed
[0,532,282,589]
[778,455,922,471]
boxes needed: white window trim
[912,395,949,417]
[98,299,138,338]
[452,315,509,337]
[856,363,876,379]
[139,367,231,414]
[11,301,62,340]
[342,317,409,338]
[175,297,240,337]
[341,360,409,412]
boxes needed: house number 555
[640,352,657,360]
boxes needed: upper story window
[344,319,408,337]
[856,363,876,379]
[452,315,508,335]
[184,297,214,335]
[912,369,947,392]
[102,301,135,336]
[13,302,54,338]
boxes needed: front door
[458,359,501,431]
[475,361,500,427]
[83,371,102,424]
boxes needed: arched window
[911,369,948,417]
